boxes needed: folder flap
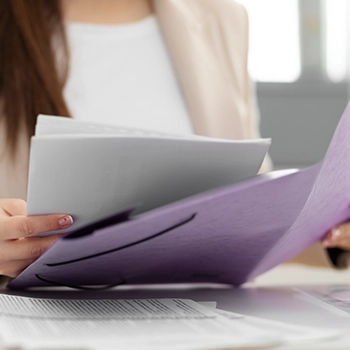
[9,166,317,289]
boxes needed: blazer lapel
[153,0,246,139]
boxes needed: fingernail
[58,215,73,228]
[331,228,341,240]
[322,239,332,247]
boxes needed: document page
[212,307,343,344]
[36,114,270,142]
[28,116,270,235]
[36,115,194,139]
[296,285,350,314]
[0,295,279,350]
[0,295,343,350]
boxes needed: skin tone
[61,0,153,24]
[0,0,349,277]
[0,199,72,277]
[321,226,350,250]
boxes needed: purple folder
[9,102,350,289]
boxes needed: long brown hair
[0,0,70,156]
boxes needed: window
[238,0,300,82]
[238,0,349,83]
[324,0,348,82]
[238,0,350,168]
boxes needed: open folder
[9,101,350,289]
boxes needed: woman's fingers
[0,199,73,278]
[0,235,60,262]
[0,214,73,240]
[0,259,37,278]
[0,235,60,277]
[322,223,350,249]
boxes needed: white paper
[0,294,343,350]
[35,115,203,140]
[27,115,270,235]
[36,115,270,142]
[0,295,278,350]
[197,301,218,309]
[295,285,350,314]
[212,308,343,344]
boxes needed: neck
[61,0,153,24]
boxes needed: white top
[63,16,193,135]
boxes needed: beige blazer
[0,0,335,269]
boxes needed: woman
[0,0,347,279]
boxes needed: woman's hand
[322,222,350,249]
[0,198,73,278]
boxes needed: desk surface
[3,264,350,350]
[3,285,350,349]
[255,264,350,287]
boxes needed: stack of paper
[27,115,270,234]
[0,295,342,349]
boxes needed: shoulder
[155,1,249,35]
[181,0,250,48]
[193,0,250,59]
[155,0,250,69]
[188,0,248,26]
[155,0,248,26]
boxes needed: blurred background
[238,0,350,284]
[239,0,349,169]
